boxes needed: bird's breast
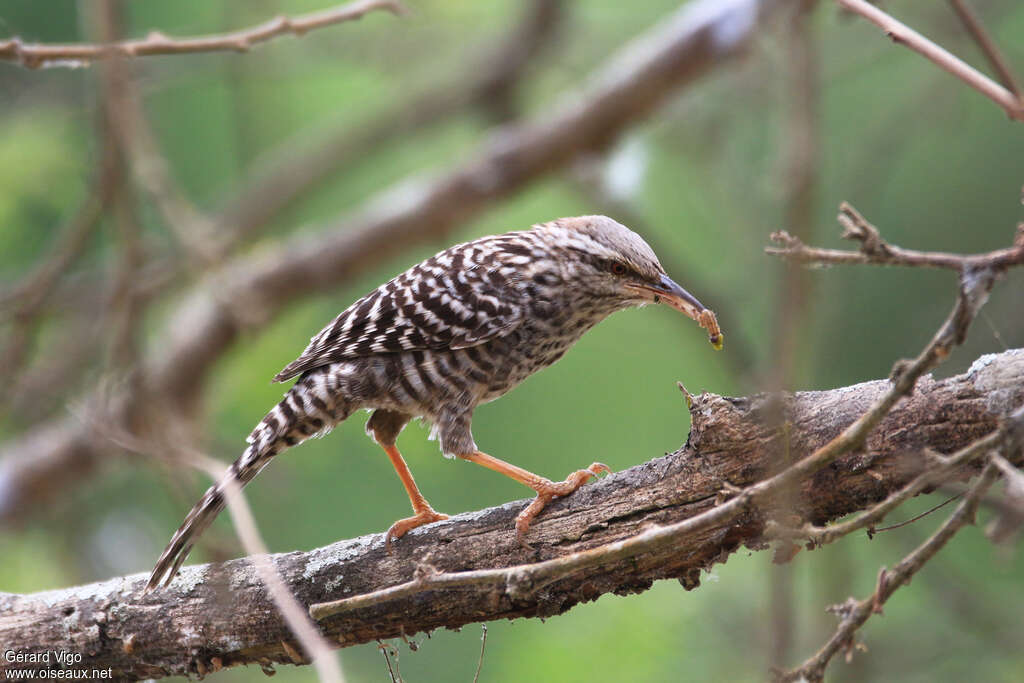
[332,303,611,416]
[466,308,607,404]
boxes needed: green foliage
[0,113,87,273]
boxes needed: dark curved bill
[628,273,705,320]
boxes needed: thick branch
[2,348,1021,680]
[0,0,406,69]
[0,0,783,523]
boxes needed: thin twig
[78,411,345,682]
[185,451,345,683]
[92,2,147,373]
[0,0,407,69]
[768,0,820,666]
[765,405,1024,547]
[91,1,272,335]
[836,0,1023,121]
[868,492,962,537]
[473,625,488,683]
[378,641,399,683]
[767,202,1024,271]
[948,0,1022,97]
[98,51,222,268]
[775,463,1002,682]
[0,134,119,397]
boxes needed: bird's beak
[627,273,705,321]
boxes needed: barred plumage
[147,215,720,590]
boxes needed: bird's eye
[610,262,627,276]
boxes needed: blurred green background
[2,0,1023,681]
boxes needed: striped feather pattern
[148,216,681,589]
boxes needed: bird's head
[534,215,723,348]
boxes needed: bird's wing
[273,244,527,382]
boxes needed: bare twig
[764,200,1022,679]
[768,0,820,666]
[766,405,1024,547]
[188,452,345,683]
[379,642,399,683]
[473,625,488,683]
[775,463,1002,682]
[767,202,1024,272]
[0,137,119,397]
[0,0,407,69]
[836,0,1024,121]
[88,0,223,272]
[868,492,962,537]
[948,0,1022,97]
[82,413,345,682]
[111,89,223,267]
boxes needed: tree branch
[775,462,1006,682]
[764,418,1008,547]
[0,0,784,524]
[948,0,1022,98]
[1,348,1021,680]
[767,202,1024,271]
[836,0,1024,121]
[0,0,407,69]
[188,450,345,683]
[0,116,122,404]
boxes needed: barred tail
[146,371,348,590]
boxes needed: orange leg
[459,450,610,546]
[379,442,449,547]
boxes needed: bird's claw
[385,508,449,551]
[514,462,613,547]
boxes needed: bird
[146,215,722,590]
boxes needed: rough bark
[2,348,1021,680]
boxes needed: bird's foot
[385,507,449,550]
[515,462,611,547]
